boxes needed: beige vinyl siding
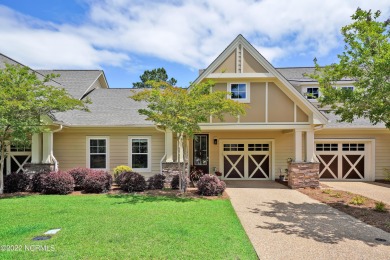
[296,106,309,122]
[268,82,295,122]
[240,82,266,122]
[53,127,165,178]
[315,129,390,180]
[212,83,238,123]
[195,130,294,177]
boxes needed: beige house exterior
[1,35,389,181]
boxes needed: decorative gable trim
[194,35,328,125]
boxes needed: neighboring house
[1,35,389,181]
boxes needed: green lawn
[0,194,257,259]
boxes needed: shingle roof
[321,111,386,129]
[37,70,104,99]
[276,67,317,82]
[52,89,153,126]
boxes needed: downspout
[50,124,63,172]
[154,125,167,173]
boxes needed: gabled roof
[193,34,328,125]
[37,70,108,100]
[52,89,153,127]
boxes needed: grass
[0,194,257,259]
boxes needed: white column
[306,130,315,162]
[294,130,303,162]
[165,130,174,162]
[42,132,53,163]
[31,133,42,163]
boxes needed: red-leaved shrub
[31,171,48,192]
[4,172,30,193]
[118,171,146,192]
[42,171,74,195]
[83,170,112,193]
[68,167,91,190]
[197,174,226,196]
[147,173,166,190]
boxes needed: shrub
[148,173,166,190]
[31,171,48,192]
[383,168,390,181]
[113,165,133,184]
[118,172,146,192]
[68,168,91,190]
[42,171,74,195]
[170,174,180,189]
[190,168,205,182]
[4,172,30,193]
[374,201,387,212]
[197,174,226,196]
[349,195,366,205]
[83,170,112,193]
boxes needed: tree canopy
[132,68,177,88]
[310,8,390,128]
[0,64,89,193]
[131,80,246,191]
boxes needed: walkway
[225,181,390,260]
[321,181,390,204]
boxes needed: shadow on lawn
[249,200,390,247]
[0,193,34,200]
[106,194,197,204]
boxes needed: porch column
[305,130,315,162]
[42,132,53,163]
[165,130,174,162]
[31,133,42,163]
[294,130,303,162]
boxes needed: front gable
[195,35,327,127]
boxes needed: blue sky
[0,0,388,88]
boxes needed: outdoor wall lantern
[213,137,218,145]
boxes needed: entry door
[193,134,209,173]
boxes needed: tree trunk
[0,141,5,194]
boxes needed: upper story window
[340,86,354,92]
[229,83,250,102]
[87,137,109,169]
[304,87,319,100]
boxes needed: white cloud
[0,0,389,70]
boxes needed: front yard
[0,194,257,259]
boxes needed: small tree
[132,80,246,192]
[132,68,177,88]
[0,64,88,194]
[310,8,390,128]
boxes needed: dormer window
[229,83,250,103]
[304,87,319,100]
[341,86,354,91]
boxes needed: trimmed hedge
[68,167,91,190]
[148,173,166,190]
[31,171,48,193]
[118,171,146,192]
[42,171,74,195]
[197,174,226,196]
[83,170,112,193]
[113,165,133,184]
[170,174,187,190]
[4,172,30,193]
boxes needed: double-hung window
[229,83,249,102]
[304,87,319,100]
[87,137,109,169]
[129,136,151,172]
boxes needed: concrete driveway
[321,181,390,204]
[226,181,390,260]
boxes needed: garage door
[315,141,370,180]
[220,140,271,180]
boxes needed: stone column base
[288,162,320,189]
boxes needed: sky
[0,0,389,88]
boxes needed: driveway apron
[226,181,390,260]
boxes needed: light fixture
[213,137,218,145]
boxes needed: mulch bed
[299,186,390,233]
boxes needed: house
[1,35,389,181]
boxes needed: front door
[193,134,209,173]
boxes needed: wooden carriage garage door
[315,141,371,180]
[220,140,271,180]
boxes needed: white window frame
[86,136,109,170]
[129,136,151,172]
[340,86,354,91]
[228,83,250,103]
[302,86,320,101]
